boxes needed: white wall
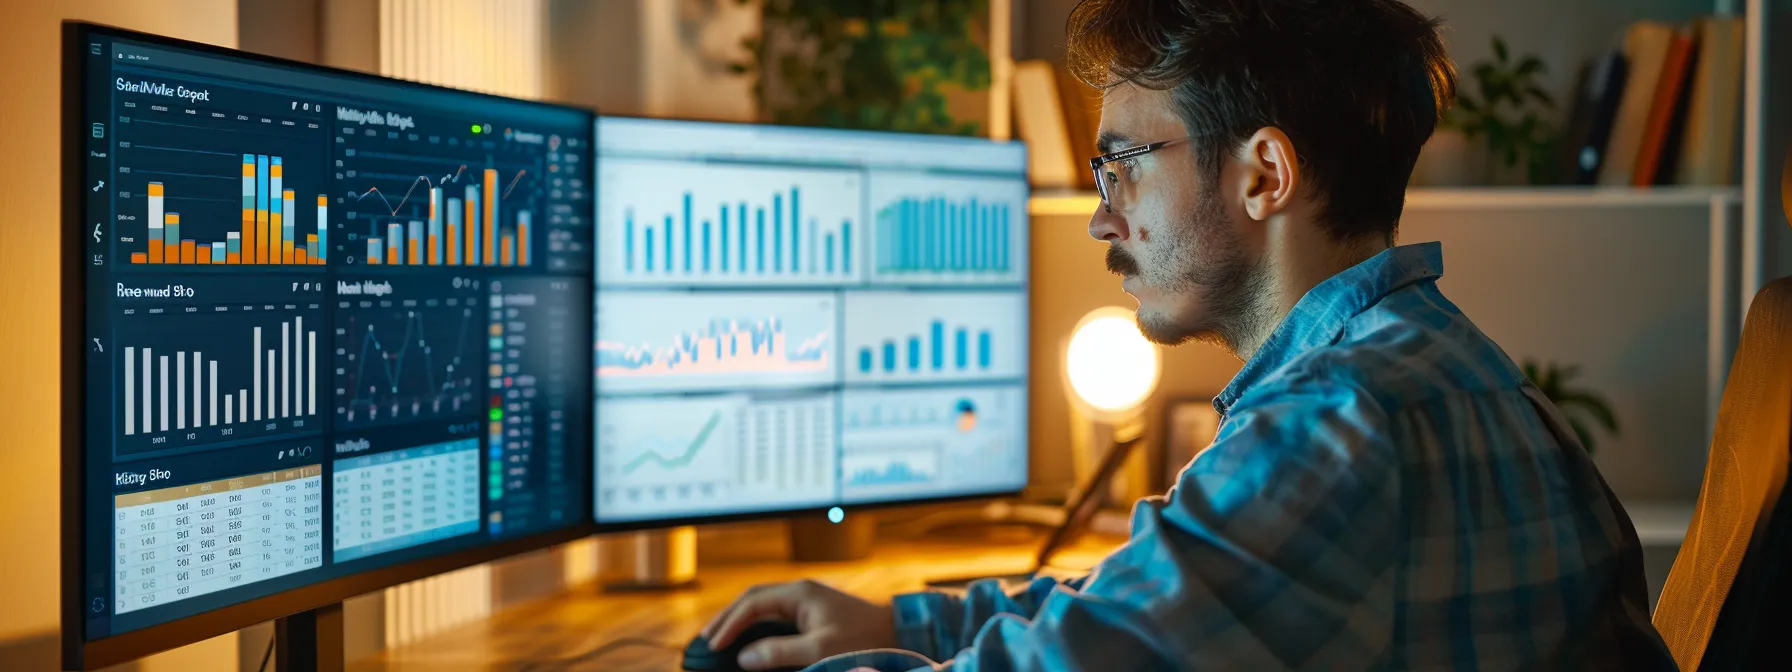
[546,0,757,120]
[0,3,238,669]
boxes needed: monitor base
[789,511,876,562]
[598,527,700,592]
[274,601,344,672]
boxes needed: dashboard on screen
[593,117,1030,524]
[73,29,592,642]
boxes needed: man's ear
[1236,127,1300,222]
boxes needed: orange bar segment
[131,253,147,264]
[501,235,514,266]
[197,247,211,264]
[180,241,196,264]
[428,234,439,265]
[408,237,420,265]
[483,169,498,265]
[283,240,295,265]
[227,252,241,264]
[148,240,163,264]
[296,249,308,265]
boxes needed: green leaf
[1493,36,1510,63]
[1517,56,1546,77]
[1526,86,1555,107]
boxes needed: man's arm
[877,378,1402,671]
[888,574,1091,661]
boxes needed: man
[701,1,1674,669]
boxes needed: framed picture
[1160,397,1221,489]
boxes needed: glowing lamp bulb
[1065,308,1160,415]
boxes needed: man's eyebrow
[1096,130,1133,155]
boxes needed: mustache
[1106,246,1141,277]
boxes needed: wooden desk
[351,528,1123,672]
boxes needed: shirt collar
[1212,242,1445,417]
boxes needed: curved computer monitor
[592,116,1031,527]
[62,23,595,669]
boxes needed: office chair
[1652,276,1792,671]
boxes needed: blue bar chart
[840,386,1027,503]
[598,159,864,286]
[868,173,1028,285]
[596,292,839,394]
[843,291,1026,383]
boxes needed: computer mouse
[682,620,803,672]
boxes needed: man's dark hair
[1067,0,1456,242]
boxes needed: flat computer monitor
[592,117,1030,526]
[62,23,594,669]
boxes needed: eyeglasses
[1089,137,1191,213]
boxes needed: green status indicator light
[489,408,503,421]
[471,123,482,134]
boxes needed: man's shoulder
[1253,283,1527,414]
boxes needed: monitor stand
[599,527,700,592]
[274,602,344,672]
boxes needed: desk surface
[352,528,1123,672]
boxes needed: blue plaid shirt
[804,243,1673,672]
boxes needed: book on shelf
[1581,15,1744,188]
[1559,51,1629,185]
[1632,26,1695,186]
[1598,21,1677,186]
[1675,15,1745,186]
[1013,60,1078,189]
[1054,66,1102,190]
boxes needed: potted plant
[1443,36,1560,185]
[1522,359,1619,456]
[729,0,993,135]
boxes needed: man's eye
[1121,158,1142,180]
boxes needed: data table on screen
[112,466,324,615]
[330,439,482,562]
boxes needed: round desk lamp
[1062,306,1162,506]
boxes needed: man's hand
[699,579,897,671]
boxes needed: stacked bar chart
[843,291,1027,383]
[598,159,863,286]
[596,292,838,393]
[131,155,327,265]
[867,173,1028,285]
[360,169,532,267]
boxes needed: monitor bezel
[61,21,601,670]
[585,113,1034,531]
